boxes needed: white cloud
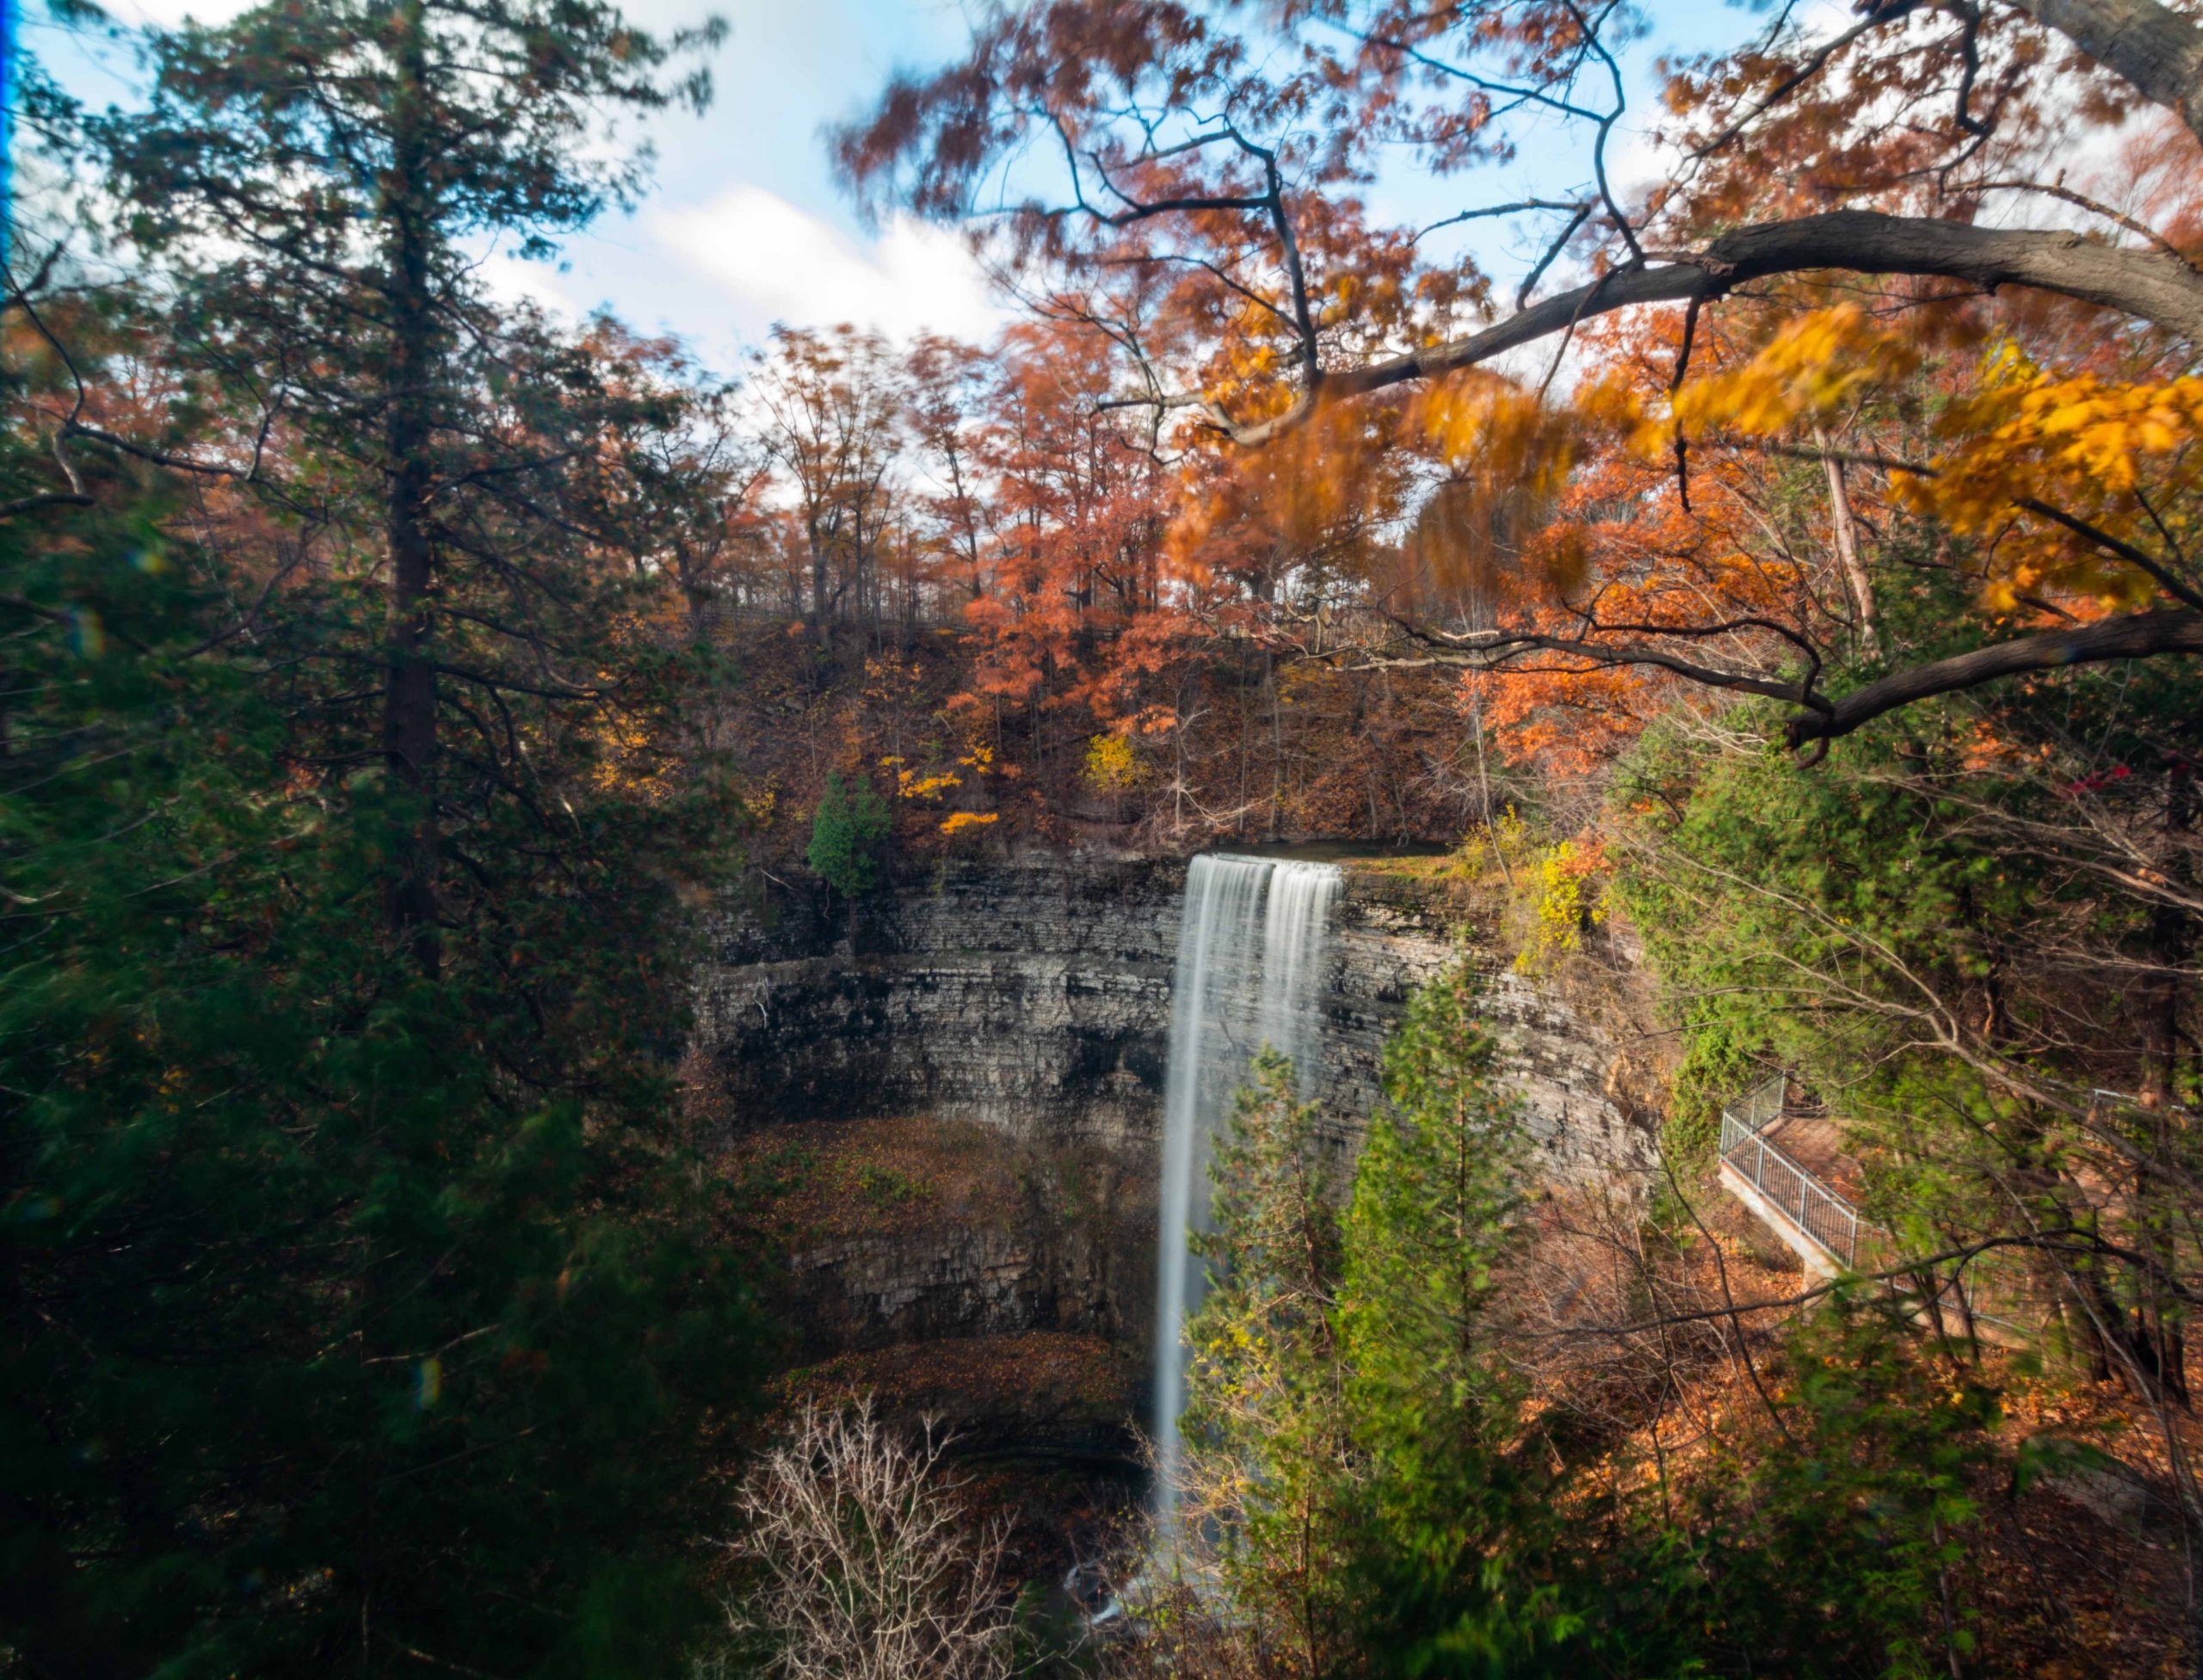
[472,244,584,322]
[98,0,256,28]
[650,184,1005,344]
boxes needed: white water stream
[1151,854,1342,1526]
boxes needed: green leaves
[805,770,891,899]
[0,321,763,1680]
[1177,958,2021,1677]
[1337,964,1571,1678]
[1178,972,1571,1677]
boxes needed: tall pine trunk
[381,0,441,975]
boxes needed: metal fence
[1725,1074,1788,1133]
[1717,1075,2039,1337]
[1718,1074,1873,1269]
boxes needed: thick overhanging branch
[2009,0,2203,142]
[1203,211,2203,445]
[1780,608,2203,746]
[1351,621,1823,710]
[1346,608,2203,754]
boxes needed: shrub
[716,1397,1013,1680]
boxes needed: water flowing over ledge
[688,851,1656,1378]
[1152,855,1342,1524]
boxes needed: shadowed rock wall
[694,855,1182,1150]
[694,851,1655,1182]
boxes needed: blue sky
[27,0,1780,376]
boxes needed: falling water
[1151,854,1342,1526]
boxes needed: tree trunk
[1263,647,1283,841]
[381,0,441,977]
[808,514,831,654]
[2012,0,2203,143]
[1814,422,1879,658]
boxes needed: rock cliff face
[1326,870,1657,1188]
[695,855,1181,1152]
[696,847,1656,1465]
[718,1114,1150,1362]
[694,850,1653,1183]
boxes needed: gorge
[689,846,1659,1472]
[17,0,2202,1663]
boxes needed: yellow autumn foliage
[1082,732,1144,793]
[1621,305,2199,613]
[1515,839,1607,974]
[1898,350,2203,609]
[1406,374,1583,595]
[1665,305,1919,446]
[881,756,963,802]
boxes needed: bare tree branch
[1780,608,2203,746]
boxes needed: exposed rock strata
[694,851,1656,1183]
[699,850,1657,1374]
[720,1115,1151,1360]
[1328,868,1659,1188]
[695,855,1180,1152]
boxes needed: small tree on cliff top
[809,771,892,899]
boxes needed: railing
[1725,1073,1788,1133]
[1719,1075,1873,1269]
[1717,1075,2037,1338]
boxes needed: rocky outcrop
[1327,868,1659,1187]
[719,1115,1151,1359]
[698,848,1658,1492]
[695,855,1182,1150]
[694,850,1655,1183]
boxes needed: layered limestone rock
[717,1115,1151,1360]
[694,850,1655,1184]
[697,849,1657,1382]
[1326,868,1660,1188]
[694,854,1181,1152]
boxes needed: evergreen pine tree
[1,5,768,1670]
[1340,961,1577,1675]
[806,771,891,900]
[82,0,725,970]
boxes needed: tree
[752,324,904,658]
[713,1397,1015,1680]
[808,770,892,899]
[576,317,774,641]
[904,331,997,610]
[1176,1049,1356,1677]
[0,380,765,1675]
[0,4,774,1671]
[80,0,724,969]
[1338,963,1574,1676]
[956,317,1188,774]
[1171,982,1565,1677]
[1159,968,2013,1677]
[837,0,2203,750]
[1610,658,2203,1565]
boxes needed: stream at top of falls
[1152,854,1342,1532]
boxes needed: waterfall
[1152,854,1342,1524]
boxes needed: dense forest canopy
[3,0,2203,1672]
